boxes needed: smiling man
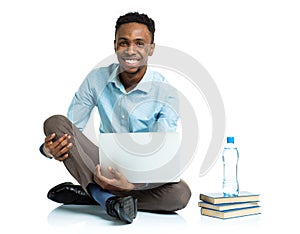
[115,22,155,89]
[40,12,191,224]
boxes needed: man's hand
[44,133,72,161]
[93,164,135,191]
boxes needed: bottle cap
[227,137,234,143]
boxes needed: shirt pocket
[128,101,162,132]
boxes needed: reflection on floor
[47,204,188,233]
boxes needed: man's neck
[119,66,147,92]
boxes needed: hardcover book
[198,201,259,211]
[199,191,259,205]
[201,206,260,219]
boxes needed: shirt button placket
[120,94,127,129]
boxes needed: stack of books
[199,191,261,219]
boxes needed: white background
[1,0,299,233]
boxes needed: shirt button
[121,114,125,119]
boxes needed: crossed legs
[43,115,191,212]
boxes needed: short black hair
[115,12,155,43]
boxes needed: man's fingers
[94,164,102,177]
[108,167,121,179]
[94,165,113,184]
[45,134,71,159]
[54,153,69,161]
[57,143,72,155]
[45,133,56,143]
[50,134,71,150]
[52,142,72,160]
[45,134,70,149]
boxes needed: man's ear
[114,40,117,52]
[149,43,155,56]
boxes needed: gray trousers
[43,115,191,211]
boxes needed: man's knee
[43,114,71,136]
[162,180,192,211]
[172,180,191,210]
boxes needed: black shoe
[105,196,138,224]
[47,182,98,205]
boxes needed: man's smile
[123,57,141,67]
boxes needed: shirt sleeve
[39,143,53,159]
[67,75,96,131]
[39,143,46,156]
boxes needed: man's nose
[126,44,136,55]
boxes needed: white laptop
[98,132,181,183]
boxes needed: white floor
[29,198,262,234]
[2,178,292,234]
[44,203,261,234]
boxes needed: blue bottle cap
[227,137,234,143]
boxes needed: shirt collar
[107,64,153,94]
[107,64,123,90]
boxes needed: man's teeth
[125,59,137,64]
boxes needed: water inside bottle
[222,147,239,196]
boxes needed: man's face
[114,22,155,74]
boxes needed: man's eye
[119,41,128,46]
[136,41,145,47]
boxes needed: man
[40,12,191,224]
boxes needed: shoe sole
[117,196,138,224]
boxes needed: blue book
[198,201,259,211]
[201,206,260,219]
[199,191,260,204]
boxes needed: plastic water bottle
[222,136,239,196]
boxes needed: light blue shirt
[67,63,179,133]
